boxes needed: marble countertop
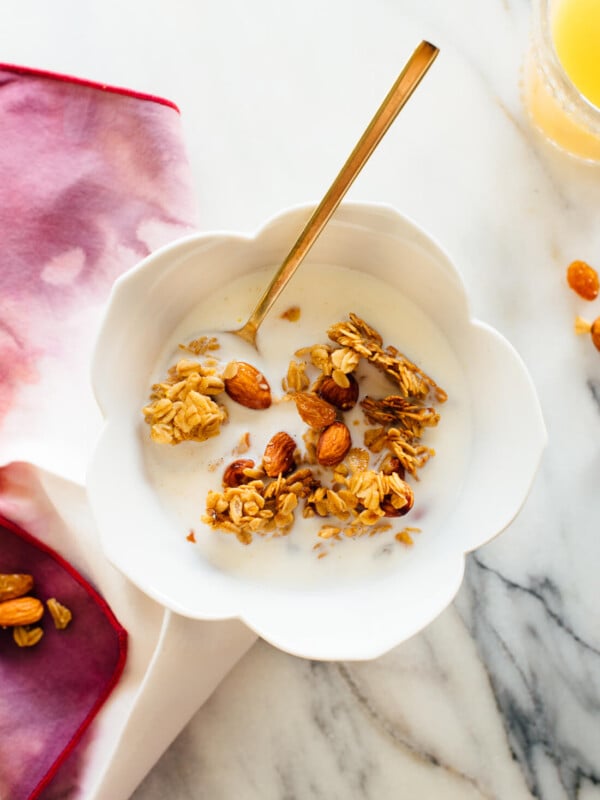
[2,1,600,798]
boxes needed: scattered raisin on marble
[567,260,599,301]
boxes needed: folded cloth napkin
[0,66,256,800]
[0,511,127,800]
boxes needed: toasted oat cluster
[294,343,360,391]
[360,396,440,478]
[291,316,443,479]
[143,358,227,444]
[306,463,414,542]
[203,468,318,545]
[281,359,310,393]
[202,460,416,545]
[327,313,447,402]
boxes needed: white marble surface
[2,1,600,798]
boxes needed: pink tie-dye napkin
[0,65,197,479]
[0,65,199,799]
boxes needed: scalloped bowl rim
[87,202,547,660]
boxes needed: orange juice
[524,0,600,161]
[552,0,600,109]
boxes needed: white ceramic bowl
[88,203,546,660]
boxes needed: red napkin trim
[0,62,180,112]
[0,514,128,800]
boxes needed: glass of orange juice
[524,0,600,162]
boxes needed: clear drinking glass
[523,0,600,162]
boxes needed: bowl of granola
[88,202,546,660]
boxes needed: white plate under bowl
[87,202,546,660]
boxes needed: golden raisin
[223,459,256,487]
[567,260,599,301]
[591,318,600,352]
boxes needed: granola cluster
[203,468,318,545]
[294,343,360,391]
[327,313,447,402]
[306,463,413,529]
[202,458,414,546]
[294,315,444,478]
[145,314,446,550]
[361,396,440,478]
[142,356,227,444]
[281,359,310,393]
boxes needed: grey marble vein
[588,379,600,412]
[335,662,488,795]
[457,556,600,800]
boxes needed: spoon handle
[235,40,439,346]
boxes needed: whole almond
[294,392,336,429]
[0,573,34,602]
[0,596,44,627]
[316,422,352,467]
[224,362,272,409]
[317,373,359,410]
[223,458,256,488]
[263,432,296,477]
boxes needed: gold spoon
[232,40,439,348]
